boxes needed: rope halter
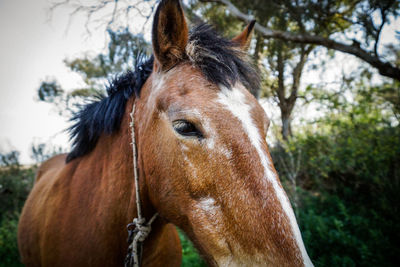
[125,102,158,267]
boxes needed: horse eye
[173,120,203,138]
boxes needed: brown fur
[18,101,182,266]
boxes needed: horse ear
[232,20,256,51]
[152,0,189,71]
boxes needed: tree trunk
[281,110,292,140]
[251,33,265,99]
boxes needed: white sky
[0,0,109,163]
[0,0,398,164]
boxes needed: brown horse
[18,0,313,266]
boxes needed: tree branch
[374,4,390,57]
[202,0,400,81]
[289,45,313,104]
[276,47,286,108]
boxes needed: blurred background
[0,0,399,266]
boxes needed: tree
[200,0,400,81]
[50,0,400,81]
[48,0,399,139]
[197,0,399,139]
[38,28,150,115]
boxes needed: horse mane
[186,24,259,91]
[65,56,153,162]
[66,24,259,163]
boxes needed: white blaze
[217,85,313,267]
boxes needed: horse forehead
[161,65,214,96]
[165,70,260,109]
[150,65,265,128]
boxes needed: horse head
[135,0,313,266]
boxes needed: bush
[272,116,400,266]
[178,229,207,267]
[0,213,23,267]
[0,151,35,266]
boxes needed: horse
[18,0,313,266]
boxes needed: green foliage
[272,101,400,266]
[178,229,207,267]
[191,1,242,36]
[299,191,399,267]
[64,29,150,84]
[0,213,23,267]
[0,152,35,267]
[0,152,35,218]
[37,79,63,102]
[304,66,400,123]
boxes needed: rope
[125,102,158,267]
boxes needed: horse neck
[78,97,155,222]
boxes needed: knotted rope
[125,102,158,267]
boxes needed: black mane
[187,24,259,91]
[66,24,259,162]
[65,56,153,162]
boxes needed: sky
[0,0,398,164]
[0,0,109,163]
